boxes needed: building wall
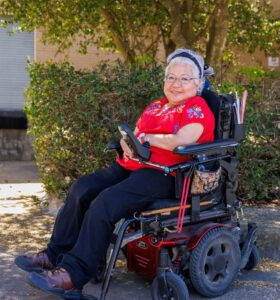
[0,23,34,110]
[272,0,280,16]
[0,129,34,161]
[35,30,122,70]
[236,48,280,71]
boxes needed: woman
[15,49,215,297]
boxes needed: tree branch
[100,7,136,63]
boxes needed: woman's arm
[144,123,203,151]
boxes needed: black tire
[244,244,260,270]
[151,272,189,300]
[189,227,241,298]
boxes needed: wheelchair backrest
[201,89,235,140]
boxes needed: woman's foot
[28,268,74,294]
[15,251,54,273]
[28,268,97,299]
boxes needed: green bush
[25,62,164,199]
[25,63,279,202]
[215,67,280,202]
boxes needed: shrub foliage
[25,62,279,202]
[25,62,163,199]
[215,67,280,202]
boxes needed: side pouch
[191,166,222,195]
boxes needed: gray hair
[165,57,200,79]
[165,48,205,94]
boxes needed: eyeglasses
[164,74,198,85]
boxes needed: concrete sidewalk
[1,246,280,300]
[0,161,279,300]
[0,161,41,183]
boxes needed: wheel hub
[214,255,227,272]
[204,242,231,282]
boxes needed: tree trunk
[100,8,136,64]
[205,0,229,66]
[160,0,193,51]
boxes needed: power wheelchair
[91,88,260,300]
[56,88,259,300]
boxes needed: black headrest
[201,89,220,139]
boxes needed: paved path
[0,161,40,183]
[0,247,279,300]
[0,161,279,299]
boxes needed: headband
[168,52,202,78]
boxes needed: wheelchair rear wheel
[151,272,189,300]
[189,227,241,297]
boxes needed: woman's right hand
[120,138,134,160]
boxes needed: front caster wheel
[151,272,189,300]
[244,244,260,270]
[189,227,241,297]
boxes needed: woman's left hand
[120,138,134,159]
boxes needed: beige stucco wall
[272,0,280,16]
[35,30,122,70]
[236,49,280,71]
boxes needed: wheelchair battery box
[127,236,159,280]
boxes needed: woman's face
[164,62,201,105]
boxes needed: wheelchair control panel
[118,123,151,161]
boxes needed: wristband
[138,133,145,143]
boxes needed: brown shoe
[28,268,77,296]
[15,251,54,273]
[28,268,98,299]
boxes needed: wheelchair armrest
[173,139,238,156]
[106,141,121,150]
[106,141,123,158]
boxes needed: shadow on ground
[0,197,54,252]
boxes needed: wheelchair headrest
[201,89,236,140]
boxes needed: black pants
[45,162,175,289]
